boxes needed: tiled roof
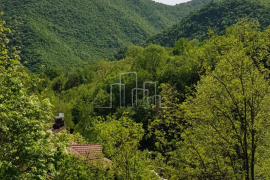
[70,144,103,160]
[69,146,81,157]
[71,141,78,145]
[68,142,112,168]
[47,119,112,167]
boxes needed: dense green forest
[0,0,217,72]
[3,0,270,179]
[145,0,270,47]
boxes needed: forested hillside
[24,18,270,179]
[145,0,270,47]
[0,0,216,72]
[4,0,270,179]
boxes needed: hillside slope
[0,0,215,71]
[145,0,270,47]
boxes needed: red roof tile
[68,143,112,168]
[69,146,81,157]
[71,144,102,159]
[71,141,78,145]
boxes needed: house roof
[69,141,112,167]
[71,144,102,159]
[69,146,81,157]
[47,118,112,167]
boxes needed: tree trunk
[251,131,255,180]
[244,132,249,180]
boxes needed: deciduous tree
[172,36,270,179]
[0,15,64,179]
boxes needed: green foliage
[125,45,144,60]
[148,84,183,157]
[131,44,168,81]
[53,96,74,129]
[54,154,114,180]
[157,49,201,97]
[10,6,270,178]
[0,15,63,179]
[52,130,114,180]
[64,68,85,90]
[96,113,144,158]
[173,38,192,56]
[44,67,62,80]
[167,19,270,180]
[146,0,270,47]
[96,113,160,179]
[0,0,215,72]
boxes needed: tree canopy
[0,0,216,72]
[0,14,66,179]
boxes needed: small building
[53,113,65,130]
[50,113,111,167]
